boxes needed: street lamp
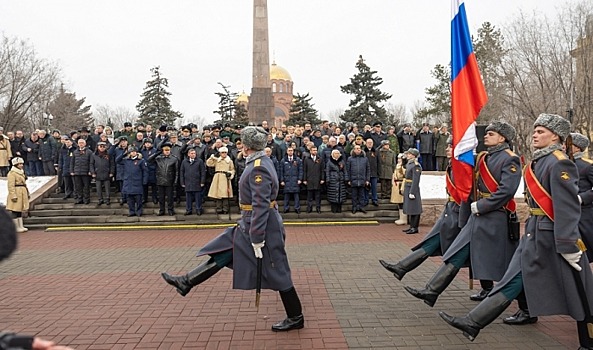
[43,113,54,128]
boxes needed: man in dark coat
[161,126,305,332]
[302,146,324,213]
[37,130,57,176]
[180,148,206,215]
[148,142,179,216]
[140,138,158,204]
[401,148,422,234]
[397,124,416,153]
[363,138,380,206]
[347,144,370,214]
[109,137,129,205]
[404,121,521,307]
[279,147,303,214]
[90,141,115,205]
[570,132,593,263]
[23,132,43,176]
[69,138,93,204]
[439,114,593,349]
[379,140,397,200]
[364,121,387,148]
[117,146,148,216]
[58,138,76,199]
[380,137,463,279]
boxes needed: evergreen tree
[288,92,320,126]
[340,55,392,126]
[136,66,182,126]
[417,63,451,124]
[233,102,249,125]
[213,82,237,125]
[48,84,93,132]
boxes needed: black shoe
[271,314,304,332]
[406,228,419,234]
[316,208,321,214]
[283,208,290,213]
[372,201,379,206]
[74,200,83,205]
[105,200,111,205]
[196,209,202,216]
[168,211,175,216]
[336,207,342,213]
[83,200,90,205]
[352,209,357,214]
[402,228,413,233]
[157,212,165,216]
[360,208,367,214]
[127,213,136,217]
[98,200,104,206]
[502,309,538,325]
[153,198,158,204]
[306,207,312,213]
[184,211,192,216]
[62,195,71,200]
[295,209,300,214]
[470,288,492,301]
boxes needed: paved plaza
[0,224,582,349]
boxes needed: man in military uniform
[380,137,463,279]
[161,126,304,332]
[439,114,593,349]
[570,132,593,263]
[404,121,521,307]
[401,148,422,234]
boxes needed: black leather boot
[439,292,512,341]
[404,263,459,307]
[379,248,429,280]
[502,309,538,325]
[161,259,222,297]
[272,314,304,332]
[272,287,304,332]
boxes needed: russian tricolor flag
[451,0,488,201]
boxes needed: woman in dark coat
[325,149,348,213]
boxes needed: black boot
[272,287,304,332]
[502,309,538,325]
[577,319,593,350]
[439,292,512,341]
[161,259,222,297]
[404,263,460,307]
[379,248,429,280]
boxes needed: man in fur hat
[439,114,593,350]
[404,121,521,306]
[161,126,305,332]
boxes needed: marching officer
[569,132,593,263]
[380,136,462,279]
[439,113,593,350]
[160,126,305,332]
[404,121,521,307]
[401,148,422,234]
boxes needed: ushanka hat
[241,126,268,151]
[534,113,571,142]
[485,121,516,142]
[407,148,420,157]
[570,132,590,151]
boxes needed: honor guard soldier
[401,148,422,234]
[570,132,593,263]
[161,126,305,332]
[439,113,593,350]
[404,121,521,306]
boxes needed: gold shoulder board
[254,159,261,167]
[552,150,568,160]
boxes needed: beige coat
[0,136,12,167]
[6,166,29,212]
[390,162,405,204]
[206,155,235,199]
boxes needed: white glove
[408,194,415,199]
[470,202,479,215]
[562,251,582,271]
[578,195,582,205]
[252,241,265,259]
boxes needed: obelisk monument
[248,0,274,125]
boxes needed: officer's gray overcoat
[491,149,593,319]
[576,156,593,261]
[443,147,521,281]
[197,151,294,292]
[402,160,422,215]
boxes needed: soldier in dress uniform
[439,114,593,350]
[380,136,463,279]
[570,132,593,263]
[160,126,305,332]
[401,148,422,234]
[404,121,521,307]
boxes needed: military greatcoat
[575,155,593,261]
[402,159,422,215]
[491,149,593,319]
[197,151,294,292]
[443,146,521,281]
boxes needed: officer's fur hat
[534,113,571,142]
[570,132,590,151]
[241,126,268,151]
[0,208,17,263]
[406,148,420,157]
[485,121,516,142]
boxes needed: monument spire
[248,0,274,125]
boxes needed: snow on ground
[0,176,54,206]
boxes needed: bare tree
[93,104,138,130]
[325,108,344,126]
[175,114,207,131]
[385,102,410,130]
[0,35,61,131]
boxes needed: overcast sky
[0,0,561,124]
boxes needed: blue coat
[141,146,158,183]
[279,156,303,193]
[110,146,128,181]
[197,151,294,292]
[180,158,206,192]
[347,152,370,187]
[118,153,148,195]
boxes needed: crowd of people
[0,119,446,217]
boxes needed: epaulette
[552,149,568,160]
[580,157,593,165]
[254,159,261,167]
[504,149,518,158]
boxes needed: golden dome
[270,62,292,81]
[237,91,249,103]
